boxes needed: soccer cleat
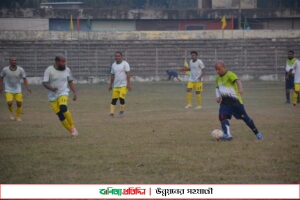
[195,106,203,110]
[108,113,114,118]
[16,118,22,122]
[119,111,125,117]
[219,134,233,141]
[185,104,192,109]
[256,132,264,140]
[70,127,79,137]
[9,115,15,121]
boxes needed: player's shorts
[187,81,203,92]
[112,87,128,99]
[285,76,294,89]
[50,95,68,114]
[6,93,23,102]
[294,83,300,92]
[219,103,249,121]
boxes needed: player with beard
[42,55,78,136]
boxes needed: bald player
[215,61,264,141]
[42,55,78,137]
[0,57,31,121]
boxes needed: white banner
[0,184,299,199]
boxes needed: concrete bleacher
[0,30,299,83]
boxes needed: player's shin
[64,110,74,129]
[8,105,13,113]
[16,106,22,118]
[186,92,192,105]
[196,94,202,106]
[110,104,116,114]
[57,111,71,131]
[221,119,231,137]
[243,117,259,134]
[119,98,125,112]
[292,91,299,105]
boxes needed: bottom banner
[0,184,299,199]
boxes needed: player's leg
[15,93,23,121]
[51,99,70,132]
[175,75,181,82]
[285,79,292,103]
[185,82,193,108]
[5,93,15,120]
[58,96,77,135]
[292,84,300,106]
[218,105,233,140]
[233,104,263,140]
[195,82,203,109]
[51,96,76,136]
[110,88,119,117]
[119,87,128,116]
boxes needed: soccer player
[185,51,205,109]
[215,61,264,141]
[292,60,300,107]
[166,70,181,81]
[285,50,298,104]
[0,57,31,121]
[108,51,131,117]
[42,55,78,137]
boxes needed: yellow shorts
[295,83,300,92]
[50,95,68,114]
[6,93,23,102]
[112,87,128,99]
[187,82,203,92]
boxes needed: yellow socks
[16,106,22,118]
[64,110,74,129]
[196,94,202,106]
[186,92,192,105]
[120,104,125,112]
[110,104,116,114]
[8,105,13,113]
[61,119,72,132]
[293,91,299,105]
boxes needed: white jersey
[43,65,73,101]
[111,60,130,88]
[189,59,205,82]
[285,58,298,74]
[293,60,300,83]
[0,66,26,93]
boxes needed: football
[211,129,224,139]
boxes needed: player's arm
[68,81,77,101]
[42,82,57,92]
[199,68,205,80]
[199,61,205,80]
[215,87,222,103]
[126,71,131,91]
[235,79,244,95]
[23,78,32,93]
[109,74,114,91]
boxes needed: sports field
[0,81,299,184]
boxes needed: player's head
[191,51,198,61]
[55,55,66,71]
[215,60,227,76]
[115,51,123,63]
[288,50,294,60]
[9,57,17,67]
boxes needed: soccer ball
[211,129,224,139]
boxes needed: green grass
[0,81,299,184]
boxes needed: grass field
[0,81,299,184]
